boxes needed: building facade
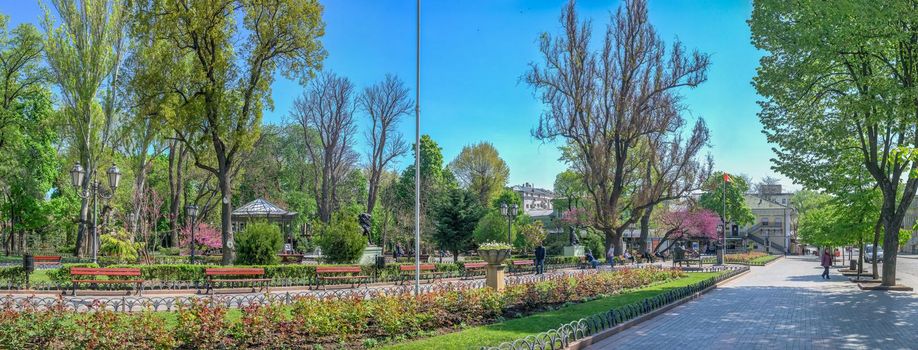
[512,183,555,218]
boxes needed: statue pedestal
[563,245,585,257]
[485,264,506,291]
[358,245,383,265]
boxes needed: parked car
[865,245,884,263]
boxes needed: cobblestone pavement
[589,256,918,350]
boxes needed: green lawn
[383,272,721,350]
[750,255,780,264]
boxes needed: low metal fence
[481,266,749,350]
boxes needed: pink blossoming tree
[654,207,720,253]
[180,223,222,254]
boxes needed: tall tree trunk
[168,140,186,247]
[218,167,235,265]
[367,169,380,215]
[638,206,654,253]
[872,217,882,280]
[881,208,905,286]
[75,162,94,258]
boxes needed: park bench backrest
[512,260,534,265]
[464,262,487,269]
[205,268,265,276]
[70,267,141,277]
[34,256,62,262]
[399,264,435,271]
[316,266,362,274]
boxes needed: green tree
[316,214,367,264]
[751,0,918,286]
[518,220,547,252]
[144,0,326,264]
[473,211,515,245]
[0,88,59,255]
[526,0,710,256]
[490,188,521,212]
[698,172,754,227]
[0,15,44,151]
[42,0,127,257]
[553,170,584,211]
[431,188,484,261]
[449,142,510,206]
[235,222,283,265]
[393,135,453,247]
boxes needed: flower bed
[0,267,683,349]
[702,252,779,266]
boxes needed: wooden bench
[34,255,62,267]
[398,264,442,284]
[510,260,536,274]
[70,267,143,296]
[315,266,368,290]
[279,254,304,264]
[462,262,487,279]
[203,268,270,294]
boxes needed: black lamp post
[186,205,199,264]
[71,163,121,264]
[500,202,519,244]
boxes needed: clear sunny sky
[2,0,793,191]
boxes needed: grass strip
[384,272,721,350]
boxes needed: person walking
[534,244,546,275]
[821,248,832,279]
[606,246,616,268]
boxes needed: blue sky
[2,0,790,191]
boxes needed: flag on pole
[723,173,732,183]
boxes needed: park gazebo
[231,198,298,248]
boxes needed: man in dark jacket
[534,244,547,274]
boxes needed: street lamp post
[186,205,199,264]
[500,202,519,244]
[70,163,121,264]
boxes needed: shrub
[180,223,223,254]
[473,211,515,245]
[235,222,284,265]
[316,214,367,264]
[99,229,140,264]
[0,266,25,284]
[46,263,100,284]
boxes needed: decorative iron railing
[481,266,749,350]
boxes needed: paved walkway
[590,256,918,350]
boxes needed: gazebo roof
[232,198,297,219]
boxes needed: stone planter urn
[478,249,511,291]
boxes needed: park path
[588,256,918,350]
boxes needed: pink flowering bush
[180,223,222,253]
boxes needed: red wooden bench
[510,260,536,274]
[462,262,487,279]
[70,267,143,296]
[398,264,443,284]
[34,255,62,267]
[203,268,270,294]
[315,266,368,290]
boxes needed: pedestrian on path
[821,248,832,279]
[606,246,616,268]
[534,244,546,274]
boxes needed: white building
[512,183,555,218]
